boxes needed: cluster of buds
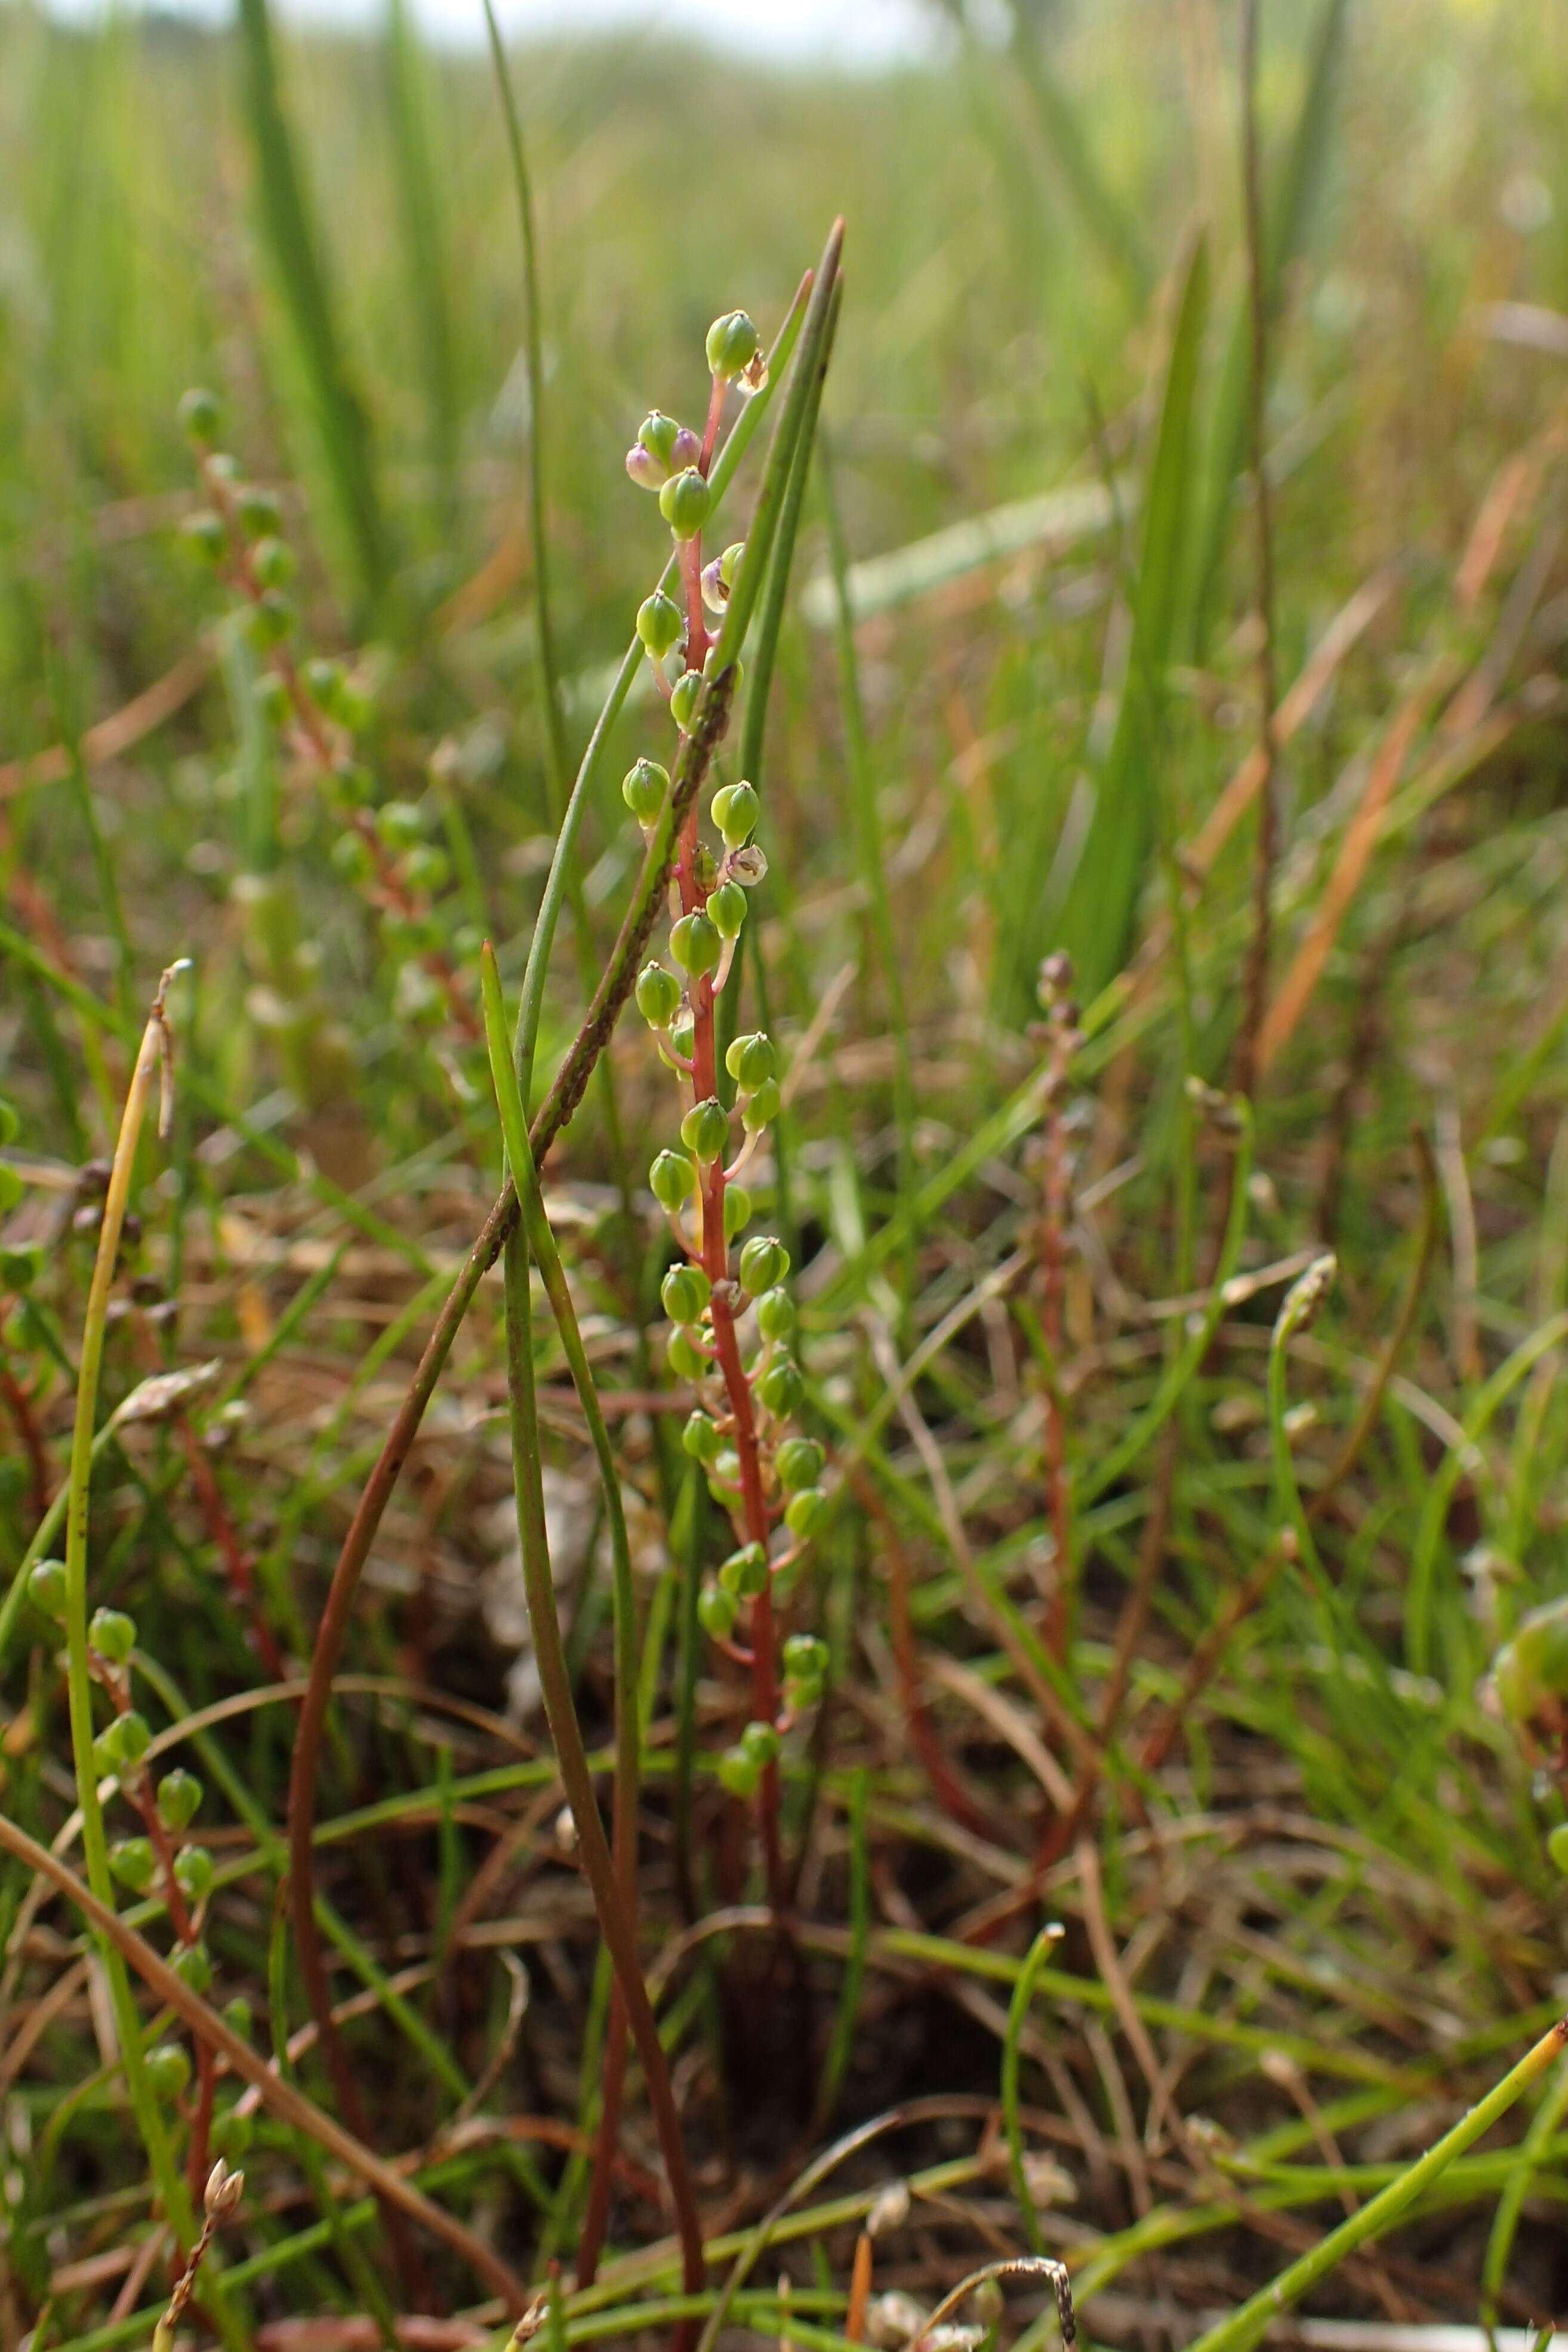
[27,1563,251,2151]
[176,390,475,1042]
[624,310,828,1842]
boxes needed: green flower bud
[739,1717,780,1768]
[775,1437,824,1492]
[719,1541,769,1599]
[222,1996,254,2042]
[28,1558,67,1623]
[680,1096,729,1164]
[708,880,746,940]
[636,962,683,1028]
[784,1485,828,1540]
[757,1358,804,1417]
[178,387,222,445]
[249,535,296,589]
[622,758,671,828]
[659,467,711,541]
[670,1006,696,1061]
[725,1030,777,1090]
[156,1770,204,1832]
[0,1164,22,1214]
[706,310,760,380]
[236,486,283,536]
[304,655,346,715]
[1493,1597,1568,1728]
[626,442,666,492]
[756,1286,796,1343]
[109,1837,158,1893]
[670,670,703,733]
[636,592,683,661]
[697,1581,738,1640]
[377,800,426,850]
[649,1150,698,1213]
[723,1184,753,1240]
[331,830,374,885]
[670,910,721,978]
[146,2042,192,2100]
[634,411,699,478]
[739,1235,790,1295]
[717,1745,760,1799]
[682,1409,723,1466]
[783,1633,828,1680]
[97,1712,150,1775]
[172,1943,212,1995]
[667,1325,709,1381]
[0,1100,17,1148]
[661,1263,711,1324]
[180,509,227,562]
[89,1608,136,1666]
[710,1446,741,1491]
[741,1078,781,1133]
[174,1846,215,1905]
[711,780,759,847]
[401,843,449,895]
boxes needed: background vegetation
[5,2,1568,2348]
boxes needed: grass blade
[1053,231,1210,999]
[235,0,390,609]
[382,0,458,521]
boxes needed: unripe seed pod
[110,1711,152,1769]
[697,1581,738,1640]
[755,1286,796,1343]
[784,1485,828,1540]
[29,1559,67,1623]
[670,1006,697,1061]
[223,1996,254,2041]
[775,1436,825,1492]
[739,1717,780,1766]
[741,1077,781,1133]
[659,467,711,541]
[626,441,665,491]
[719,1541,769,1599]
[622,756,671,824]
[710,1446,741,1490]
[757,1358,804,1417]
[717,1745,760,1799]
[377,800,426,850]
[331,831,374,884]
[661,1263,712,1324]
[180,509,226,562]
[669,670,703,732]
[304,655,346,714]
[146,2042,192,2100]
[708,880,747,939]
[680,1096,729,1164]
[783,1633,828,1680]
[249,535,296,590]
[401,843,449,895]
[636,962,682,1028]
[249,589,296,647]
[706,310,760,380]
[682,1409,723,1466]
[670,910,721,977]
[178,387,222,445]
[635,410,684,473]
[172,1943,213,1995]
[723,1183,753,1240]
[711,780,759,846]
[89,1608,136,1665]
[174,1845,215,1904]
[156,1769,204,1831]
[636,592,683,661]
[667,1325,709,1381]
[236,485,282,536]
[726,1030,777,1089]
[109,1837,158,1893]
[739,1235,790,1294]
[649,1150,698,1212]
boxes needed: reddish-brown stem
[1,1359,51,1522]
